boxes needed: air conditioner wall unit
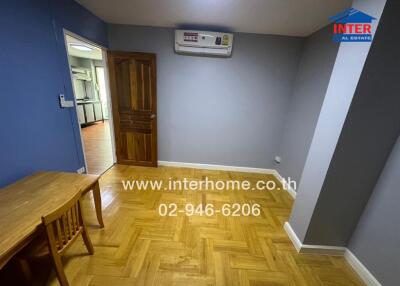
[175,30,233,57]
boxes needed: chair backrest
[41,191,84,254]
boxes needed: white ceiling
[76,0,351,37]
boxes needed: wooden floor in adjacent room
[81,121,113,175]
[47,165,363,286]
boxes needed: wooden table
[0,172,104,269]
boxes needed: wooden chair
[17,192,94,286]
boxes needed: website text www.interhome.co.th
[121,177,296,192]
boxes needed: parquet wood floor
[81,121,113,175]
[47,165,363,286]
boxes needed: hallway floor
[47,165,363,286]
[81,121,113,175]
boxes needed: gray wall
[108,25,304,168]
[288,0,387,243]
[348,134,400,286]
[277,25,339,184]
[304,0,399,246]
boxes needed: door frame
[62,29,117,173]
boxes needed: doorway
[64,32,116,175]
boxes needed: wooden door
[108,51,157,166]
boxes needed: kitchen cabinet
[77,101,103,125]
[84,104,95,123]
[94,102,103,121]
[77,105,85,124]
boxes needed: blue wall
[0,0,108,187]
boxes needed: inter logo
[330,8,376,42]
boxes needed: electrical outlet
[77,167,85,174]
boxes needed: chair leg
[92,181,104,228]
[79,200,95,255]
[50,253,69,286]
[81,227,94,255]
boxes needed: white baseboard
[284,222,381,286]
[158,160,275,174]
[284,222,302,252]
[158,161,296,199]
[344,249,382,286]
[271,170,297,199]
[284,221,346,255]
[300,244,346,256]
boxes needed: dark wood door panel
[120,132,153,163]
[108,51,157,167]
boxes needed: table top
[0,171,98,268]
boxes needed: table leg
[92,181,104,228]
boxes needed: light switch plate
[59,94,74,108]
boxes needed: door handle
[150,114,156,119]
